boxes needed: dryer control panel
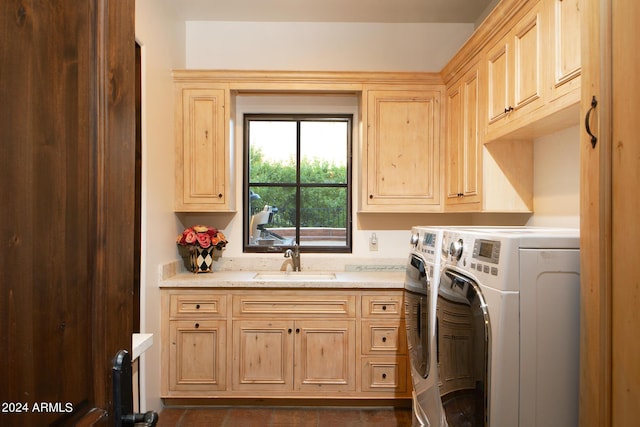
[442,232,503,282]
[473,239,501,264]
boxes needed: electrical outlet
[369,233,378,251]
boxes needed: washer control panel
[410,231,439,260]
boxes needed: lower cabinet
[360,293,408,394]
[168,320,226,392]
[161,288,411,401]
[232,319,356,392]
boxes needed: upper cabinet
[174,83,233,212]
[172,2,584,217]
[445,62,482,210]
[476,0,581,142]
[485,1,545,137]
[547,0,581,102]
[442,0,583,213]
[361,85,444,212]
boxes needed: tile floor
[156,406,413,427]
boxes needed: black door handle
[585,96,598,148]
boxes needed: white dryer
[436,228,580,427]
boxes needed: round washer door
[437,268,490,426]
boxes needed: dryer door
[437,268,490,427]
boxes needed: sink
[252,272,336,281]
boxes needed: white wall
[136,0,186,413]
[528,125,580,227]
[185,21,474,71]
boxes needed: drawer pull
[382,305,387,311]
[382,337,387,343]
[195,304,200,309]
[382,373,387,379]
[194,323,200,328]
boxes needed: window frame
[242,113,353,253]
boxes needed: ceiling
[171,0,497,24]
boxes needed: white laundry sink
[252,272,336,281]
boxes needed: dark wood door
[0,1,135,425]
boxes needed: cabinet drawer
[362,295,403,317]
[170,293,227,318]
[233,295,355,318]
[361,321,406,354]
[361,357,407,392]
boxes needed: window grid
[243,114,352,253]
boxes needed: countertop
[132,333,153,359]
[160,270,405,289]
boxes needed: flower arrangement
[176,225,227,250]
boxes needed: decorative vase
[188,246,214,273]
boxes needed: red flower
[196,232,211,248]
[176,225,228,250]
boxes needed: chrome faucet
[283,243,301,271]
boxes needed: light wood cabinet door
[169,320,227,392]
[486,2,544,128]
[445,66,481,210]
[232,320,294,391]
[175,87,231,211]
[547,0,581,101]
[580,0,640,426]
[486,39,510,124]
[232,319,355,392]
[295,320,356,392]
[362,88,442,212]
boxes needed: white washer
[405,226,448,427]
[436,227,580,427]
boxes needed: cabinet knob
[194,323,200,328]
[288,328,293,334]
[369,194,374,199]
[382,305,387,311]
[382,373,387,379]
[296,328,300,334]
[218,193,223,198]
[382,337,387,343]
[195,304,200,309]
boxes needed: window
[244,114,352,253]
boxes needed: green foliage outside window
[249,145,347,228]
